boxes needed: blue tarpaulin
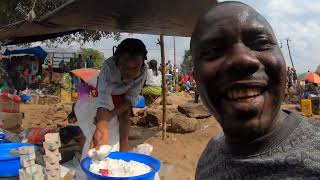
[3,46,48,61]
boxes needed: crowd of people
[286,67,320,100]
[286,67,299,90]
[140,58,198,105]
[0,55,44,94]
[0,52,97,102]
[58,54,95,73]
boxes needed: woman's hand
[90,108,113,149]
[90,120,109,150]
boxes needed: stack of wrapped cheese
[88,145,152,177]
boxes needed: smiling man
[192,2,320,179]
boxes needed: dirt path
[143,118,221,180]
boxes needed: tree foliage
[78,48,105,69]
[0,0,120,45]
[180,50,193,74]
[0,0,65,25]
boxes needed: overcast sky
[43,0,319,73]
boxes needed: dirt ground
[20,94,222,180]
[20,103,73,129]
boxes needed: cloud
[266,0,320,17]
[266,0,303,16]
[263,1,320,73]
[223,0,320,73]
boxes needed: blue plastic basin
[21,95,32,103]
[0,143,38,177]
[133,96,145,108]
[81,152,161,180]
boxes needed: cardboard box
[0,96,20,113]
[20,159,36,168]
[19,166,45,180]
[0,112,23,130]
[43,142,60,151]
[20,153,36,161]
[44,154,62,164]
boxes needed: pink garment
[77,83,92,100]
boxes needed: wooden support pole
[286,39,295,70]
[173,36,176,68]
[286,38,302,100]
[159,35,167,140]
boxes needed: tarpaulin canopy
[0,20,81,45]
[0,0,217,45]
[3,46,48,61]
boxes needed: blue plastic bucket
[81,152,161,180]
[0,143,38,177]
[21,95,32,103]
[133,96,145,108]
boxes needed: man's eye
[250,37,273,51]
[201,47,223,61]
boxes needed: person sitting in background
[192,2,320,179]
[304,80,318,98]
[76,54,85,69]
[59,60,66,73]
[86,55,95,68]
[185,77,192,92]
[0,67,9,92]
[167,60,173,75]
[142,60,162,105]
[68,58,75,71]
[169,79,175,93]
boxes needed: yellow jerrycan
[301,99,312,117]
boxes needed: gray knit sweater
[196,110,320,180]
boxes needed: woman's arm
[91,60,115,149]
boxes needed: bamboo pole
[159,35,167,140]
[173,36,176,68]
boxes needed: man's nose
[225,43,260,78]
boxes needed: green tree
[0,0,120,44]
[181,50,193,74]
[78,48,105,69]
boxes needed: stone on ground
[137,109,173,127]
[169,114,199,133]
[177,103,211,119]
[129,128,142,140]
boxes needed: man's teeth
[227,88,262,100]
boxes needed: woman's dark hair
[149,59,158,76]
[113,38,148,63]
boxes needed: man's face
[191,4,286,140]
[118,53,144,80]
